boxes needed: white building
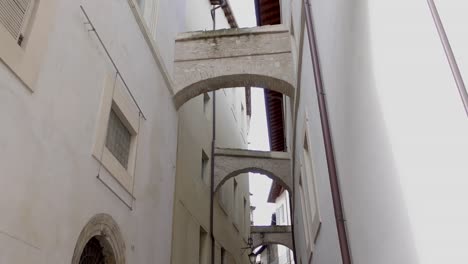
[2,0,468,263]
[258,1,468,264]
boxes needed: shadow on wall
[334,1,420,263]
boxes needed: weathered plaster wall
[0,0,178,263]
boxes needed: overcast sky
[248,88,277,225]
[226,0,277,225]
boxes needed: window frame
[0,0,57,92]
[233,179,240,230]
[93,74,140,193]
[300,114,321,250]
[201,150,209,185]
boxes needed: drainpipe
[303,1,352,263]
[426,0,468,117]
[210,6,219,264]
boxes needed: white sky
[226,0,276,226]
[248,88,277,225]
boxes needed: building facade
[2,0,468,263]
[267,1,468,264]
[0,0,181,262]
[267,186,293,264]
[0,0,250,263]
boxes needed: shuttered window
[0,0,33,42]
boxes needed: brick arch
[71,214,126,264]
[173,25,295,109]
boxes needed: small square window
[201,150,209,184]
[199,227,208,263]
[203,92,210,116]
[106,109,132,169]
[93,75,140,194]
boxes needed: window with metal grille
[0,0,33,44]
[106,109,131,169]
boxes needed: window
[233,179,239,229]
[299,175,311,247]
[243,197,247,234]
[301,132,321,247]
[201,150,209,184]
[0,0,55,91]
[203,92,210,116]
[0,0,34,45]
[219,183,230,215]
[93,74,140,193]
[221,247,226,264]
[199,227,208,264]
[106,110,132,169]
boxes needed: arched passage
[214,167,290,194]
[213,148,292,194]
[251,225,293,251]
[173,25,295,109]
[173,74,294,109]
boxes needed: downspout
[210,6,219,264]
[426,0,468,117]
[303,1,352,263]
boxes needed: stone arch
[71,213,126,264]
[214,167,290,194]
[253,241,293,251]
[251,226,293,251]
[173,74,294,109]
[173,25,295,109]
[213,148,292,194]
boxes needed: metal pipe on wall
[209,5,219,264]
[303,1,353,263]
[210,89,216,264]
[426,0,468,117]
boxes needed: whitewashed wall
[0,0,178,263]
[289,0,468,264]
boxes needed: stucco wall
[0,0,178,263]
[289,1,468,264]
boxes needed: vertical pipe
[427,0,468,117]
[210,9,217,264]
[303,1,352,263]
[210,90,216,264]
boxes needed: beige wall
[167,3,252,264]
